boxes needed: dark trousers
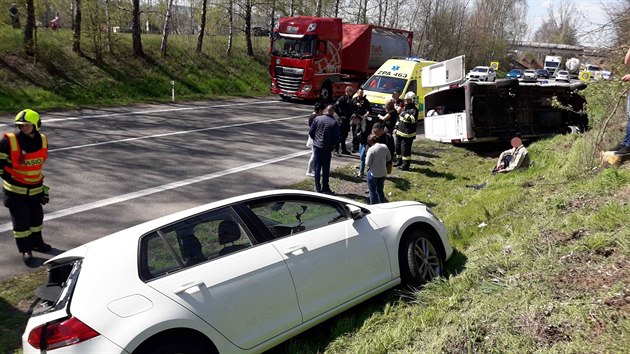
[395,136,414,169]
[313,146,332,193]
[351,123,359,151]
[336,120,350,152]
[4,191,45,253]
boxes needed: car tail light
[28,316,100,350]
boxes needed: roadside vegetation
[1,78,629,353]
[0,24,270,112]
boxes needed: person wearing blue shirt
[309,104,340,194]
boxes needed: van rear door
[421,55,466,89]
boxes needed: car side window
[139,208,253,280]
[247,199,347,239]
[406,80,417,96]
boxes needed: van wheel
[399,230,445,287]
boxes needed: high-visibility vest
[3,132,47,185]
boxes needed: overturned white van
[422,56,588,144]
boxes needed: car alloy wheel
[399,230,444,287]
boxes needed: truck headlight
[301,85,312,92]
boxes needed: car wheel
[399,230,445,287]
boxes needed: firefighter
[0,109,51,264]
[394,92,419,171]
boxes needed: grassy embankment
[0,24,629,354]
[0,23,270,112]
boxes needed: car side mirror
[345,204,363,220]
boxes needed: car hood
[372,201,424,209]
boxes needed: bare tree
[72,0,82,53]
[533,0,580,45]
[132,0,144,57]
[24,0,35,55]
[160,0,175,56]
[197,0,210,52]
[227,0,234,56]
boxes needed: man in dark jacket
[334,86,355,155]
[351,88,371,153]
[309,104,340,194]
[394,92,419,171]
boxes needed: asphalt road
[0,97,359,281]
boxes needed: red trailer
[269,17,413,101]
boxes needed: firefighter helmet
[15,109,41,131]
[404,91,416,100]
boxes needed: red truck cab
[270,17,412,101]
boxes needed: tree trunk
[72,0,81,53]
[226,0,233,56]
[24,0,35,55]
[196,0,208,53]
[245,0,253,57]
[105,0,113,54]
[132,0,144,57]
[160,0,174,57]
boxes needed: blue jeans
[313,146,332,193]
[623,94,630,147]
[367,171,385,204]
[359,143,367,175]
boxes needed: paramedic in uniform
[0,109,51,264]
[394,92,419,171]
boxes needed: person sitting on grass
[493,136,530,174]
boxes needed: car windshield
[362,76,406,94]
[271,35,314,58]
[509,70,522,74]
[473,67,488,73]
[545,62,559,68]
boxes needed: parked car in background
[22,189,452,354]
[522,69,538,82]
[506,68,524,79]
[555,70,571,82]
[536,68,550,79]
[466,66,496,82]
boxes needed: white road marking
[0,150,312,232]
[0,100,287,126]
[50,114,307,152]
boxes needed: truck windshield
[271,36,314,59]
[362,76,407,94]
[545,62,559,68]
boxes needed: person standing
[372,122,395,161]
[306,102,325,176]
[354,112,375,178]
[309,104,340,194]
[351,88,371,153]
[0,109,51,264]
[365,134,391,204]
[8,3,20,28]
[378,99,399,135]
[394,92,419,171]
[613,47,630,156]
[334,86,355,155]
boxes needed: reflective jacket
[1,132,47,195]
[395,103,419,138]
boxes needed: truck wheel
[320,83,332,102]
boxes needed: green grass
[0,23,271,112]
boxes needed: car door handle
[174,281,205,295]
[283,245,307,256]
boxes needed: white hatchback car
[23,189,452,354]
[466,66,496,82]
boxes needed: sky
[525,0,618,47]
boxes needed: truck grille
[275,66,304,92]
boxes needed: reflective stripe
[0,152,8,160]
[41,134,47,149]
[402,156,412,160]
[6,133,18,152]
[14,229,32,238]
[30,224,43,232]
[3,180,44,195]
[396,131,416,138]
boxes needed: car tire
[399,229,445,287]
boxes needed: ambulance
[361,57,436,119]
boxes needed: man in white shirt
[494,136,530,174]
[366,134,392,204]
